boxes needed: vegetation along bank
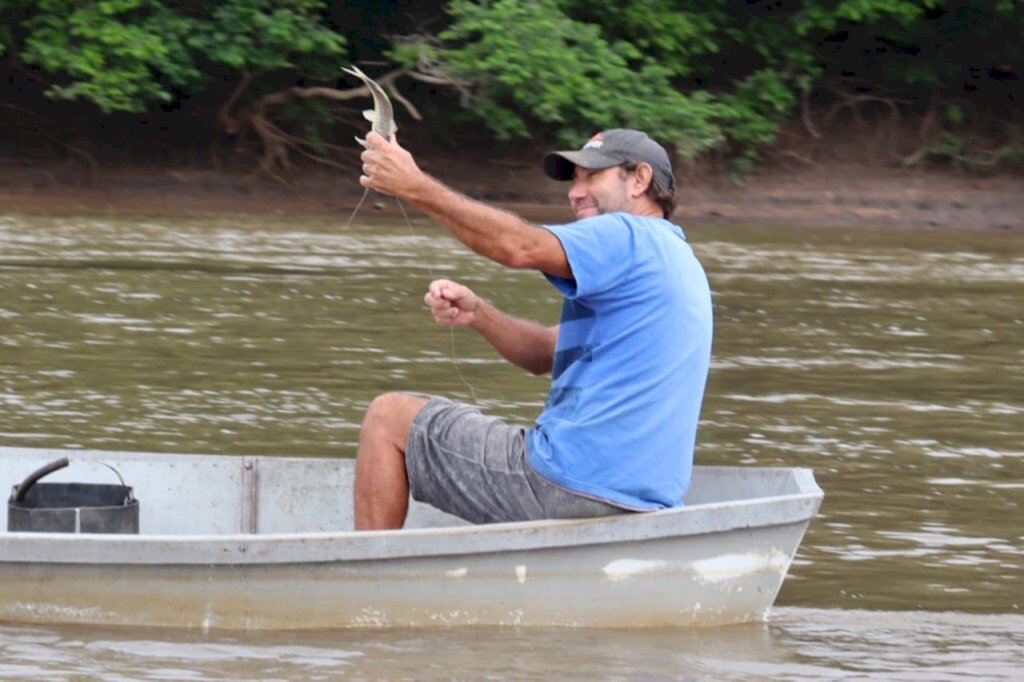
[0,1,1020,228]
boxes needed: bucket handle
[99,462,134,504]
[12,458,134,505]
[13,457,70,502]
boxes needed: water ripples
[2,608,1023,681]
[1,213,1023,615]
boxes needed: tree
[405,0,727,158]
[12,0,358,173]
[1,0,1020,175]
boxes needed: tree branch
[224,68,465,177]
[220,69,254,136]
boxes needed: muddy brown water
[0,209,1022,679]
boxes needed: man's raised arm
[359,132,572,281]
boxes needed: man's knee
[360,392,429,448]
[363,391,426,425]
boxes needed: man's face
[567,166,632,219]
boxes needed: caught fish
[341,65,397,146]
[339,66,477,402]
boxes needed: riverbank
[1,155,1021,230]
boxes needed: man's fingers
[425,284,454,310]
[428,279,455,299]
[364,131,389,150]
[425,280,474,325]
[364,130,400,149]
[424,291,447,309]
[440,283,466,303]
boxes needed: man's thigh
[405,397,628,524]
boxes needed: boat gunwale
[0,489,822,566]
[0,447,822,566]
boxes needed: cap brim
[543,150,622,181]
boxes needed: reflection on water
[1,210,1022,673]
[1,608,1022,680]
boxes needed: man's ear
[631,163,654,197]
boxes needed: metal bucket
[7,457,139,534]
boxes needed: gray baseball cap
[543,129,675,191]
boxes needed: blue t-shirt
[526,212,713,509]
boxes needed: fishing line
[339,65,481,414]
[344,190,480,405]
[342,187,371,230]
[396,197,480,405]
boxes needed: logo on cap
[583,133,604,150]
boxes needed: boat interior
[0,447,812,535]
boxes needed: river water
[0,208,1022,679]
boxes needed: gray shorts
[406,397,630,525]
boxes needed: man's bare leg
[353,392,429,530]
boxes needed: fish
[341,65,397,147]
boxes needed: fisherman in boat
[354,129,713,530]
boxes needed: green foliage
[429,0,833,169]
[946,104,964,125]
[920,131,1003,171]
[558,0,727,77]
[16,0,345,112]
[917,125,1024,172]
[438,0,725,154]
[0,7,8,53]
[186,0,344,76]
[22,0,196,111]
[716,69,800,178]
[801,1,1024,98]
[1,0,1022,173]
[792,0,932,34]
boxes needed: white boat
[0,445,822,630]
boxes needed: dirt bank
[0,152,1021,231]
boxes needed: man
[354,128,712,530]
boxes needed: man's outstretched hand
[424,279,480,327]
